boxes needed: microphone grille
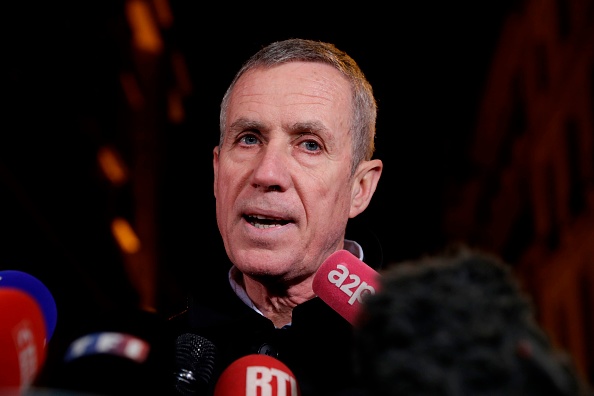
[174,333,217,395]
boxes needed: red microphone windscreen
[0,270,57,341]
[0,288,47,391]
[312,249,380,325]
[214,354,300,396]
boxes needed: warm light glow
[152,0,173,28]
[120,72,144,110]
[171,51,192,96]
[126,0,163,54]
[167,89,184,124]
[111,217,141,254]
[97,146,129,185]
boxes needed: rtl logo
[214,354,301,396]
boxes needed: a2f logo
[327,264,376,305]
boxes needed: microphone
[0,288,48,392]
[213,354,300,396]
[352,246,590,396]
[173,333,217,395]
[0,270,58,342]
[37,309,175,396]
[312,249,380,325]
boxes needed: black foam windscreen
[173,333,217,396]
[353,246,588,396]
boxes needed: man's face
[213,62,358,284]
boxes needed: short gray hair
[219,38,378,174]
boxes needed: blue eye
[302,140,320,152]
[240,135,259,145]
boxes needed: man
[171,38,383,396]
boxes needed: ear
[213,146,220,198]
[349,159,383,218]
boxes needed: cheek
[214,170,233,215]
[215,177,234,208]
[216,162,239,193]
[309,179,353,218]
[214,164,248,217]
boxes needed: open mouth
[244,214,290,229]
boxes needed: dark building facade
[441,0,594,383]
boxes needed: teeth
[246,214,287,229]
[254,223,281,229]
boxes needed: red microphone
[0,270,58,342]
[312,249,381,325]
[214,354,300,396]
[0,288,47,392]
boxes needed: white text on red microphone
[327,264,376,305]
[246,365,299,396]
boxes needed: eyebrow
[229,118,266,133]
[228,118,329,135]
[288,120,328,135]
[289,121,337,149]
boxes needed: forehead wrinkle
[293,62,347,87]
[311,69,349,101]
[233,65,349,111]
[287,74,346,105]
[281,92,336,109]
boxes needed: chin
[235,251,293,275]
[238,261,287,277]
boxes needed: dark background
[3,0,520,357]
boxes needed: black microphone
[353,246,590,396]
[173,333,217,396]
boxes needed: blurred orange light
[97,146,129,185]
[152,0,173,28]
[171,51,193,96]
[126,0,163,54]
[120,72,144,110]
[111,217,141,254]
[167,89,184,124]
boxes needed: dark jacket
[169,267,363,396]
[166,230,381,396]
[168,225,383,396]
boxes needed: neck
[242,273,316,328]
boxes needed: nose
[251,143,290,192]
